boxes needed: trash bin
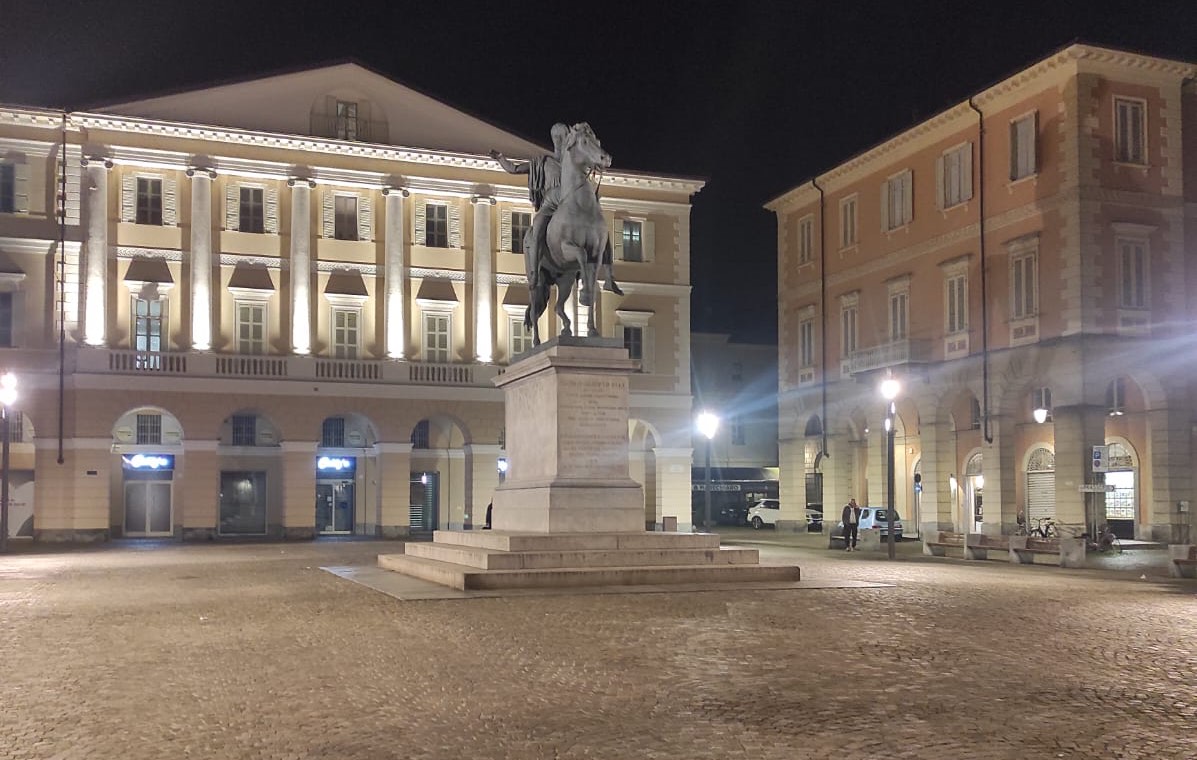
[662,516,677,532]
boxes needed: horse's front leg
[555,274,574,337]
[561,242,596,307]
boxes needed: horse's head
[564,122,612,172]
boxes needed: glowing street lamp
[696,411,720,531]
[879,374,900,560]
[0,372,16,553]
[1033,407,1049,424]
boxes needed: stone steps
[378,551,801,591]
[403,541,760,570]
[430,530,722,552]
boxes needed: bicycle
[1082,524,1123,555]
[1028,517,1059,539]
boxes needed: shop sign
[692,483,742,492]
[317,456,356,475]
[122,453,175,471]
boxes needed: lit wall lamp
[948,474,957,491]
[1032,407,1049,424]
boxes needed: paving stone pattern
[1,539,1195,759]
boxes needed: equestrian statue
[491,122,622,346]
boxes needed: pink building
[767,44,1197,543]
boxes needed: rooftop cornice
[69,112,703,195]
[765,43,1197,215]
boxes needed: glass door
[317,482,355,535]
[124,481,172,536]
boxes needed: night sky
[4,1,1197,343]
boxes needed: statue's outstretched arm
[489,150,528,175]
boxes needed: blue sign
[122,453,175,471]
[317,456,356,475]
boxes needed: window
[798,216,814,263]
[231,414,257,446]
[1114,97,1146,165]
[731,361,743,382]
[334,195,358,241]
[425,203,448,248]
[840,198,857,249]
[510,317,534,357]
[731,417,745,446]
[1032,387,1053,421]
[0,292,12,347]
[6,411,24,443]
[1106,378,1126,416]
[946,274,967,334]
[239,187,264,233]
[423,313,450,362]
[1010,113,1037,180]
[841,305,858,356]
[1011,252,1037,319]
[136,413,162,445]
[322,417,346,448]
[133,298,165,369]
[889,292,908,341]
[883,170,912,230]
[0,164,13,214]
[332,308,360,359]
[970,399,982,430]
[411,420,430,449]
[335,100,358,141]
[237,303,266,355]
[622,220,643,262]
[511,211,532,254]
[136,177,163,225]
[940,144,972,208]
[1118,238,1147,309]
[799,318,814,367]
[622,325,643,362]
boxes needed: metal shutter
[1026,472,1055,521]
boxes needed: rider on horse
[490,123,569,290]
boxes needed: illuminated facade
[768,45,1197,542]
[0,63,703,541]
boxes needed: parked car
[829,507,904,545]
[745,500,823,531]
[747,499,780,529]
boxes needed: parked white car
[746,500,823,531]
[830,507,904,543]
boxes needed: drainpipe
[811,178,829,458]
[57,112,68,464]
[967,97,993,444]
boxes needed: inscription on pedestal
[557,375,628,479]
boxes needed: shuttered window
[0,165,13,213]
[511,211,532,255]
[425,204,448,248]
[622,220,643,262]
[332,308,360,359]
[136,178,163,225]
[1010,113,1037,180]
[240,187,265,233]
[1114,97,1146,165]
[334,195,358,241]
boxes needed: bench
[1009,535,1086,568]
[1170,545,1197,579]
[964,534,1010,561]
[923,532,964,557]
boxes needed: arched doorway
[804,415,824,515]
[1025,446,1056,525]
[409,416,468,532]
[964,451,983,533]
[4,411,36,540]
[112,407,184,538]
[315,413,378,535]
[628,419,660,530]
[217,410,282,536]
[1105,440,1138,539]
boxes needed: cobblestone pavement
[2,539,1196,759]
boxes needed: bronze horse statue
[524,123,622,345]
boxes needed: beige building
[0,63,704,542]
[767,44,1197,543]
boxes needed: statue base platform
[378,530,801,591]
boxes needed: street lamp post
[880,376,900,561]
[696,411,720,532]
[0,372,17,554]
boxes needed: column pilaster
[378,442,412,538]
[82,157,112,347]
[980,415,1018,535]
[187,168,215,350]
[472,195,495,362]
[917,417,956,534]
[821,432,853,523]
[777,437,808,532]
[1053,404,1107,531]
[180,440,218,540]
[384,187,408,358]
[282,441,316,539]
[1146,408,1189,542]
[289,179,315,354]
[652,447,693,532]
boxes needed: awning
[324,270,368,297]
[123,257,173,285]
[502,285,530,306]
[227,264,274,291]
[415,278,458,307]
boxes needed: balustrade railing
[846,339,931,375]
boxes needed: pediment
[96,62,545,158]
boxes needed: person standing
[841,498,862,552]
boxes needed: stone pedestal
[491,337,644,533]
